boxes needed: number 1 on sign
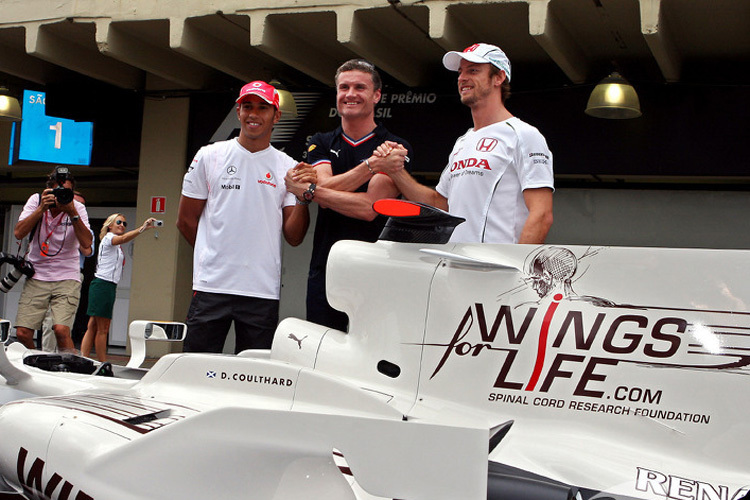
[49,122,62,149]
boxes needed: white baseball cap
[442,43,512,82]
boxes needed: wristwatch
[303,183,316,203]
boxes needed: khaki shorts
[15,278,81,330]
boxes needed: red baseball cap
[236,81,280,109]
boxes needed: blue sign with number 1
[10,90,93,165]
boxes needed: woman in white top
[81,213,156,361]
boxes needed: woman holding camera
[81,214,156,361]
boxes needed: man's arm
[314,147,413,193]
[72,219,93,256]
[282,204,310,246]
[176,195,206,247]
[80,228,95,258]
[518,187,553,244]
[282,162,315,246]
[372,144,449,210]
[58,200,93,255]
[314,174,400,221]
[287,161,403,221]
[14,206,44,241]
[285,168,398,221]
[315,161,373,193]
[305,131,371,193]
[382,168,448,210]
[14,191,53,240]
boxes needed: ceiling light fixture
[270,80,298,118]
[0,86,22,122]
[585,72,641,119]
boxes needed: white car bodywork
[0,235,749,499]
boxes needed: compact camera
[48,166,74,205]
[154,220,164,227]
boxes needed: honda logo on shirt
[476,138,498,152]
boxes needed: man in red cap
[177,81,316,353]
[373,43,554,244]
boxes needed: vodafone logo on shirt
[258,171,277,188]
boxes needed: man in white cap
[177,81,316,353]
[373,43,554,244]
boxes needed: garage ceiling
[0,0,748,190]
[1,0,747,92]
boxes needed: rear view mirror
[144,322,186,341]
[0,320,9,345]
[127,321,187,369]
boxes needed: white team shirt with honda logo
[182,138,297,299]
[436,117,554,243]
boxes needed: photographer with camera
[13,166,93,352]
[81,214,157,361]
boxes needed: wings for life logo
[424,246,750,421]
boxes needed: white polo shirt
[181,139,297,299]
[436,117,554,243]
[94,232,125,284]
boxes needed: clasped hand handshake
[284,162,317,201]
[284,140,408,200]
[369,141,408,176]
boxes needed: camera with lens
[154,220,164,227]
[48,166,74,205]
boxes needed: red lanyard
[40,211,65,256]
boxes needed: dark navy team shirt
[306,123,413,275]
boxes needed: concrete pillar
[127,95,194,355]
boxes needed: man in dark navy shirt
[285,59,413,331]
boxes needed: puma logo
[288,333,308,349]
[330,149,341,158]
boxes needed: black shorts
[183,291,279,354]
